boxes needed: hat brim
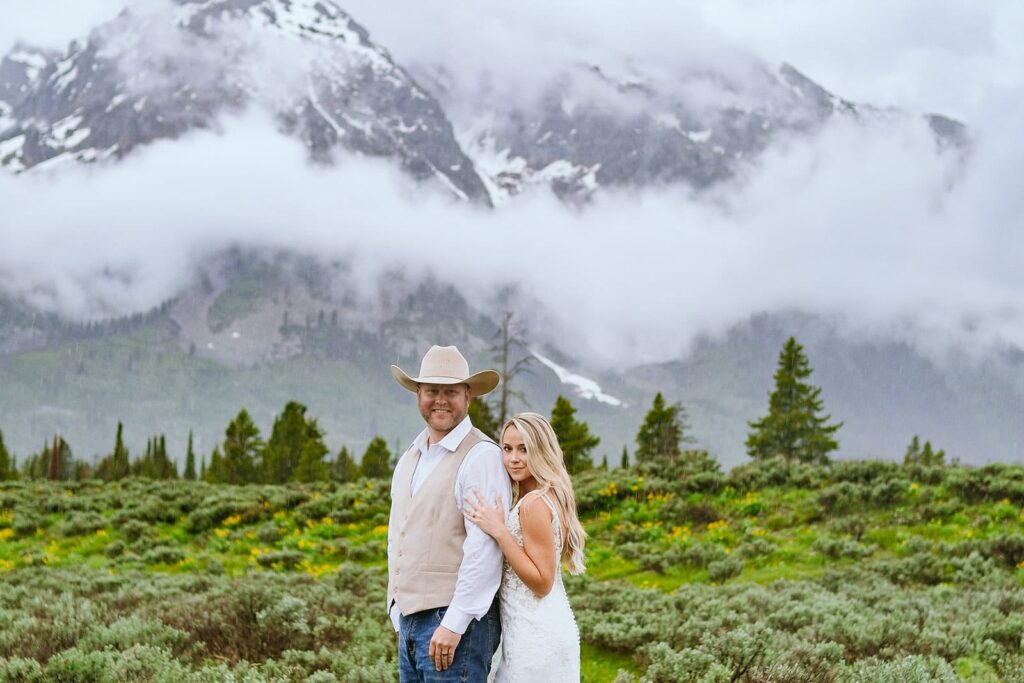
[391,365,500,397]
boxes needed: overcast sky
[1,1,1023,362]
[3,1,1020,124]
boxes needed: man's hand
[428,625,462,671]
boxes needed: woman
[463,412,586,682]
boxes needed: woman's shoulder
[518,491,556,526]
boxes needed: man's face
[417,383,471,436]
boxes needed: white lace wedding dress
[492,492,580,682]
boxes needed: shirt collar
[414,415,473,453]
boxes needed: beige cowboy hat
[391,345,500,396]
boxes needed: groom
[387,345,511,682]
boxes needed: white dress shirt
[388,416,512,634]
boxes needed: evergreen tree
[549,395,600,474]
[47,435,62,481]
[360,437,392,479]
[215,410,263,484]
[112,422,130,480]
[157,435,176,479]
[468,397,500,440]
[904,435,946,467]
[331,446,360,483]
[635,393,689,466]
[21,443,47,479]
[204,448,222,484]
[263,402,327,483]
[746,337,842,464]
[199,455,207,481]
[183,431,197,481]
[0,429,12,481]
[620,446,629,470]
[294,431,330,483]
[600,455,609,471]
[903,435,922,465]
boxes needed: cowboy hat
[391,345,500,396]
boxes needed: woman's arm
[465,492,558,598]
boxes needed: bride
[463,412,586,682]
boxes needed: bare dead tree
[491,311,535,426]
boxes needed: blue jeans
[398,599,501,683]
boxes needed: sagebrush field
[3,457,1024,681]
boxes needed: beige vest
[386,427,492,616]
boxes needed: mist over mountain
[1,0,1022,467]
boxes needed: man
[387,345,511,682]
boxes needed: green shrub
[60,511,107,537]
[706,556,744,582]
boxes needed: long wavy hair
[502,412,586,574]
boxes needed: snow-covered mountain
[0,0,966,205]
[0,0,490,203]
[446,62,968,203]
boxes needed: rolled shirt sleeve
[441,440,512,634]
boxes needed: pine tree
[635,393,689,466]
[294,432,330,483]
[905,435,946,467]
[600,455,609,470]
[263,402,327,483]
[468,397,500,440]
[216,410,263,484]
[903,435,922,465]
[47,434,62,481]
[204,448,222,483]
[331,446,360,483]
[184,431,197,481]
[157,435,176,479]
[620,446,629,470]
[199,455,207,481]
[360,437,392,479]
[0,429,12,481]
[746,337,842,464]
[93,423,130,482]
[549,395,600,474]
[112,422,130,480]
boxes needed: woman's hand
[463,489,506,539]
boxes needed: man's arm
[440,440,511,634]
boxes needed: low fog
[1,0,1023,365]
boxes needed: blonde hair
[502,412,587,575]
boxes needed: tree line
[0,336,947,484]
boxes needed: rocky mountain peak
[0,0,492,203]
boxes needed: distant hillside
[1,250,1022,467]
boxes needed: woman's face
[501,424,535,483]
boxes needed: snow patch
[0,101,13,132]
[686,129,712,143]
[106,94,128,112]
[63,127,91,148]
[51,114,84,141]
[0,134,26,165]
[532,351,624,407]
[8,50,47,80]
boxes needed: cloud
[2,0,1023,365]
[3,100,1022,365]
[0,1,127,55]
[342,0,1022,125]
